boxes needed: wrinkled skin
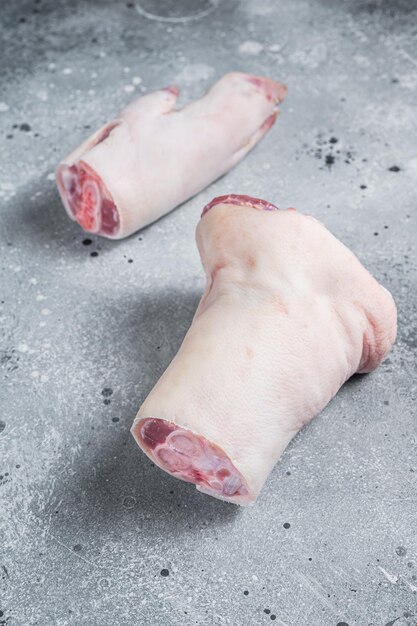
[131,196,397,505]
[56,73,287,239]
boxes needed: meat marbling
[131,195,397,505]
[56,73,287,239]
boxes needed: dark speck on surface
[103,398,111,405]
[243,590,249,596]
[73,544,82,552]
[325,154,335,168]
[283,522,291,529]
[0,420,5,434]
[388,165,401,172]
[360,184,367,189]
[329,137,338,144]
[102,388,113,397]
[395,546,407,556]
[270,616,276,621]
[19,123,31,131]
[160,569,169,577]
[128,259,133,263]
[336,623,350,626]
[264,609,271,614]
[82,238,92,246]
[90,251,99,257]
[112,417,120,423]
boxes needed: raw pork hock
[131,195,397,505]
[56,73,287,239]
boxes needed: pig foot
[132,417,248,501]
[56,161,119,237]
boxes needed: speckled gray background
[1,1,416,625]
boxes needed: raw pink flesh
[246,75,284,103]
[134,418,248,498]
[56,161,119,236]
[201,194,280,217]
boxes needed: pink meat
[131,195,397,505]
[55,73,287,239]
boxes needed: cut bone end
[56,161,120,237]
[131,417,250,505]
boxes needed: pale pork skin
[131,195,397,505]
[55,73,287,239]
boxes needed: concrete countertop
[1,1,416,624]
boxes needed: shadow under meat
[45,289,239,543]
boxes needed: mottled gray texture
[1,1,416,625]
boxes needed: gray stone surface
[1,0,417,624]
